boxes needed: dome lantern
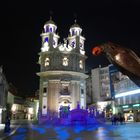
[69,19,82,36]
[43,16,57,33]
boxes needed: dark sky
[0,0,140,95]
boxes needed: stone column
[48,80,60,113]
[70,80,75,109]
[39,78,43,111]
[71,80,80,109]
[54,80,60,114]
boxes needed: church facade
[37,18,88,117]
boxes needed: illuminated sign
[133,104,140,107]
[115,88,140,98]
[122,105,129,108]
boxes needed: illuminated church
[37,17,88,117]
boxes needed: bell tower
[67,20,85,55]
[41,16,59,52]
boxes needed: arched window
[72,30,75,36]
[44,37,48,43]
[50,27,52,32]
[79,60,83,69]
[45,58,50,66]
[46,27,49,32]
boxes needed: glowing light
[28,108,33,114]
[97,101,108,111]
[44,58,50,66]
[0,108,2,114]
[36,102,39,118]
[133,104,140,107]
[79,60,83,69]
[63,57,69,66]
[80,49,85,55]
[122,105,129,108]
[66,45,73,51]
[11,104,16,112]
[92,46,102,56]
[59,44,73,52]
[59,45,65,51]
[115,54,121,61]
[115,88,140,98]
[41,42,49,52]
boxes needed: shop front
[120,104,140,122]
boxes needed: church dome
[70,20,81,28]
[71,23,80,28]
[45,18,56,26]
[43,17,57,33]
[69,20,82,36]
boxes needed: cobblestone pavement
[0,121,140,140]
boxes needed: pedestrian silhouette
[4,116,11,133]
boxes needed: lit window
[63,57,69,66]
[79,60,83,69]
[72,30,75,36]
[44,37,48,43]
[50,27,52,32]
[46,27,49,32]
[11,104,17,112]
[45,58,50,66]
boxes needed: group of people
[111,114,125,125]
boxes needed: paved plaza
[0,121,140,140]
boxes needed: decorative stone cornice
[37,70,88,79]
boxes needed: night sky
[0,0,140,95]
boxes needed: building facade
[91,65,112,102]
[37,18,88,117]
[113,72,140,121]
[8,83,39,120]
[86,74,92,104]
[91,64,140,121]
[0,66,8,123]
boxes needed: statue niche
[60,85,70,95]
